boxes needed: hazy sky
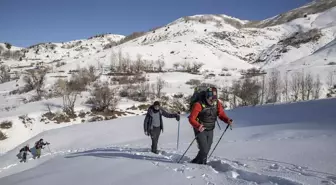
[0,0,312,47]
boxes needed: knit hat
[153,101,160,106]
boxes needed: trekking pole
[208,123,230,159]
[177,119,180,150]
[177,112,181,150]
[177,135,198,163]
[216,120,222,130]
[47,145,51,154]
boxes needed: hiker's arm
[217,101,231,124]
[161,108,178,118]
[188,103,202,129]
[143,108,150,132]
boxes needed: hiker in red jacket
[188,87,233,164]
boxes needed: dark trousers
[150,127,161,153]
[191,128,214,164]
[20,152,27,163]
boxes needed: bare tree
[220,86,230,102]
[231,78,261,106]
[70,66,98,91]
[0,65,10,84]
[134,54,144,73]
[191,62,204,73]
[23,68,48,99]
[305,72,314,100]
[299,70,306,100]
[90,82,119,112]
[312,74,322,99]
[290,72,301,102]
[139,82,150,98]
[181,61,191,72]
[266,69,282,103]
[173,62,180,71]
[283,71,289,102]
[150,83,156,99]
[110,50,119,72]
[117,50,126,72]
[326,71,334,89]
[155,76,166,98]
[231,80,241,108]
[54,79,79,115]
[156,59,165,72]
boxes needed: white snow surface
[1,2,336,184]
[0,98,336,185]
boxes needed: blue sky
[0,0,311,47]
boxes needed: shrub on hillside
[279,29,322,48]
[186,79,201,86]
[111,74,147,85]
[68,65,98,92]
[5,43,11,50]
[23,68,48,100]
[89,82,119,112]
[53,79,80,115]
[117,32,146,45]
[0,120,12,129]
[0,65,11,84]
[0,130,8,140]
[119,82,151,102]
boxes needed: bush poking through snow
[155,77,167,98]
[117,32,146,45]
[53,79,80,116]
[23,68,48,100]
[0,130,8,140]
[18,115,34,128]
[68,65,98,91]
[4,42,11,50]
[52,112,71,124]
[168,98,187,113]
[186,79,201,86]
[231,78,262,107]
[0,65,11,84]
[89,82,119,112]
[0,120,13,129]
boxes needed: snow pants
[150,127,161,153]
[20,152,28,163]
[191,128,214,164]
[36,148,41,158]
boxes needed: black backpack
[189,83,218,112]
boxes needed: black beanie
[153,101,160,106]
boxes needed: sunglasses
[206,88,217,100]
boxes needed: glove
[228,119,233,130]
[175,114,180,121]
[197,125,205,132]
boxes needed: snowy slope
[1,0,336,164]
[0,98,336,185]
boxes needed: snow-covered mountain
[1,1,335,73]
[0,0,336,162]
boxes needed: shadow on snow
[64,146,191,164]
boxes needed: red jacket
[189,100,231,129]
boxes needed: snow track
[2,144,335,185]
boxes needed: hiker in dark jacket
[34,138,50,159]
[19,144,32,163]
[144,101,180,154]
